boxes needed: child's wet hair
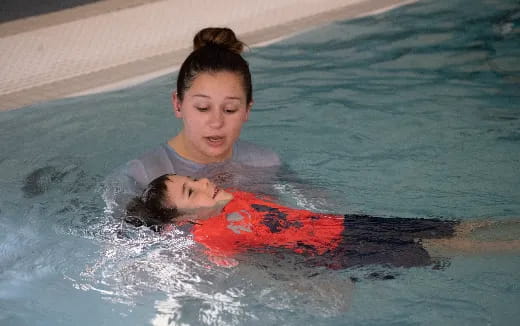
[125,174,180,231]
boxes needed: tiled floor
[0,0,414,111]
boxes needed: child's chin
[217,191,233,202]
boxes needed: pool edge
[0,0,417,112]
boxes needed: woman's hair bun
[193,27,245,54]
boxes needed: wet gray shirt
[104,140,280,214]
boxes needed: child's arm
[207,255,239,268]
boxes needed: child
[126,174,520,269]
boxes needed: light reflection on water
[0,0,519,324]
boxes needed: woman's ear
[244,101,253,121]
[172,92,183,118]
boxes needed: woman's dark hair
[176,27,252,104]
[125,174,180,231]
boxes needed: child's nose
[194,178,210,188]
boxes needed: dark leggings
[309,214,459,269]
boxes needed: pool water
[1,0,519,325]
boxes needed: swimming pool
[1,0,519,324]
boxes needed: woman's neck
[168,133,232,164]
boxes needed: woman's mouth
[206,136,224,147]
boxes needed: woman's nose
[208,110,224,128]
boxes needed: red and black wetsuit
[191,191,458,269]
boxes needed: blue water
[1,0,519,325]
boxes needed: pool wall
[0,0,416,111]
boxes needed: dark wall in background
[0,0,102,23]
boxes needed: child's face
[163,175,233,213]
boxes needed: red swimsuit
[191,191,344,258]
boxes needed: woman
[126,174,520,269]
[121,27,280,195]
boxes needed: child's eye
[188,189,193,197]
[224,108,238,113]
[196,107,208,112]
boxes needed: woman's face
[163,175,233,213]
[173,71,251,163]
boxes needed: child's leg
[423,219,520,255]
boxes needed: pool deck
[0,0,416,111]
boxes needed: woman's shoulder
[123,144,176,188]
[233,140,280,167]
[133,143,172,164]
